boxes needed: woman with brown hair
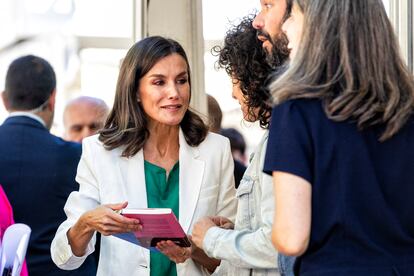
[264,0,414,275]
[51,36,236,276]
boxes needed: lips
[161,104,182,110]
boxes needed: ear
[48,89,57,111]
[1,91,10,111]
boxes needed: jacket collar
[178,128,204,233]
[3,115,47,130]
[119,128,205,233]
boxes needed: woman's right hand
[67,201,141,256]
[80,201,142,236]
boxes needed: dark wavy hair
[99,36,208,157]
[213,15,281,128]
[271,0,414,141]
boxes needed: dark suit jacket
[0,116,97,276]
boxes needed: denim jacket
[203,131,280,276]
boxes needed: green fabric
[144,160,179,276]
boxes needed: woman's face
[231,78,257,122]
[138,53,190,127]
[282,2,304,60]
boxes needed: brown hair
[207,94,222,133]
[99,36,208,157]
[271,0,414,141]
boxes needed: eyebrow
[147,71,188,78]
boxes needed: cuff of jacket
[51,228,95,270]
[203,226,226,259]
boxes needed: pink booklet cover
[112,208,191,251]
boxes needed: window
[0,0,143,135]
[386,0,414,71]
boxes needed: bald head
[63,96,109,143]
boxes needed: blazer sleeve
[51,139,99,270]
[215,138,237,221]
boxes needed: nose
[167,83,180,99]
[252,13,264,30]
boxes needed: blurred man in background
[63,96,109,143]
[0,55,97,276]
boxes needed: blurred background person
[62,96,107,266]
[206,93,248,189]
[220,127,247,165]
[51,36,236,276]
[206,94,222,134]
[220,127,247,188]
[265,0,414,275]
[63,96,109,143]
[191,14,291,276]
[0,55,96,275]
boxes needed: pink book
[112,208,191,251]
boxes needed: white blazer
[51,130,237,276]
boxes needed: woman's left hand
[191,217,217,249]
[156,240,193,263]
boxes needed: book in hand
[112,208,191,252]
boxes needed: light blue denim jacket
[203,131,280,276]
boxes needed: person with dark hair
[252,0,290,68]
[220,128,247,188]
[51,36,237,276]
[220,128,246,163]
[206,94,223,133]
[191,14,291,276]
[265,1,414,275]
[0,55,97,275]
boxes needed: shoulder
[270,99,326,135]
[190,132,231,160]
[81,134,123,160]
[199,132,230,149]
[82,134,103,149]
[273,98,323,119]
[82,134,107,155]
[46,133,82,159]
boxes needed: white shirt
[8,112,46,127]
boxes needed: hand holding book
[112,208,191,251]
[67,201,142,257]
[156,239,193,264]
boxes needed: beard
[266,32,290,69]
[257,30,290,69]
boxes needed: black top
[234,159,247,189]
[0,116,97,276]
[264,99,414,275]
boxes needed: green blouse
[144,160,179,276]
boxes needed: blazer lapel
[118,149,150,267]
[118,149,148,209]
[178,129,205,233]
